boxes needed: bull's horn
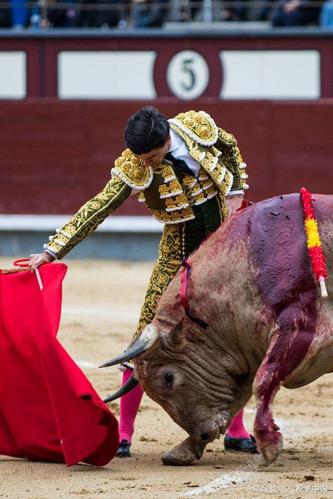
[99,324,158,368]
[103,374,139,403]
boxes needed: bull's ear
[162,318,186,351]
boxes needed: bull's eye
[164,372,174,389]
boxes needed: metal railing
[0,0,326,29]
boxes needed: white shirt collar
[169,129,184,154]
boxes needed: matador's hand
[29,251,54,271]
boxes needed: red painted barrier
[1,99,333,215]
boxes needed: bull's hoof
[257,434,283,466]
[162,437,206,466]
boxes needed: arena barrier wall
[1,99,333,214]
[1,30,332,258]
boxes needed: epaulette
[112,149,153,190]
[169,110,218,147]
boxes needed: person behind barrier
[271,0,323,26]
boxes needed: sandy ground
[0,258,333,499]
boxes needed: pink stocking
[226,409,251,439]
[118,367,144,444]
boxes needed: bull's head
[101,317,234,446]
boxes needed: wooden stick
[319,276,328,298]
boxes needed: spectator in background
[48,0,79,27]
[131,0,168,27]
[221,0,249,21]
[177,0,192,22]
[79,0,120,28]
[220,0,276,22]
[271,0,323,26]
[10,0,29,28]
[255,0,279,20]
[320,0,333,25]
[0,0,11,27]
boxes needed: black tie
[165,152,194,177]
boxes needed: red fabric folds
[0,263,118,466]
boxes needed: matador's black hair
[124,106,170,155]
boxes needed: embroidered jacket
[44,111,248,259]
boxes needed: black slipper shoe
[224,435,258,453]
[116,439,131,458]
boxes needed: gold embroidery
[134,194,229,339]
[134,224,183,338]
[202,158,212,170]
[181,168,219,205]
[151,206,195,224]
[205,182,217,194]
[168,117,243,199]
[46,176,131,258]
[191,146,207,163]
[218,128,237,146]
[113,149,152,189]
[216,128,246,192]
[194,114,204,124]
[192,192,206,205]
[158,180,183,199]
[90,201,101,210]
[220,171,234,195]
[165,194,189,212]
[201,152,217,172]
[64,224,77,236]
[199,125,210,139]
[184,117,195,127]
[156,163,176,182]
[216,194,228,221]
[169,110,218,146]
[190,185,204,197]
[182,175,197,189]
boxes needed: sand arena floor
[0,258,333,499]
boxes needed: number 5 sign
[154,48,222,100]
[166,50,209,100]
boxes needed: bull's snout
[191,411,231,443]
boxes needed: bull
[102,193,333,466]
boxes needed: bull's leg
[249,191,321,463]
[162,436,207,466]
[253,341,283,465]
[253,315,316,464]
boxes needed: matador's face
[136,136,171,169]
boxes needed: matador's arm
[216,127,249,196]
[44,176,132,260]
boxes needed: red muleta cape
[0,263,118,466]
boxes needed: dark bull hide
[103,193,333,466]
